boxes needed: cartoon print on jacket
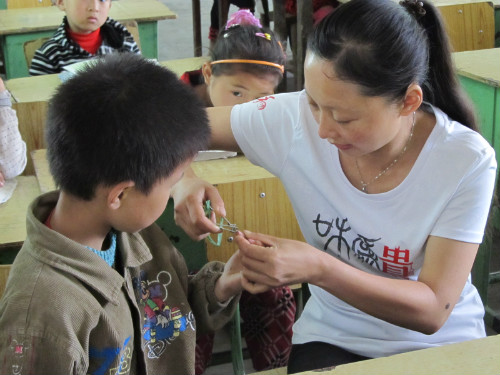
[133,270,195,359]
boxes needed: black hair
[210,24,285,80]
[46,53,210,200]
[309,0,477,131]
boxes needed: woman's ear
[108,181,135,210]
[401,83,423,116]
[202,62,213,85]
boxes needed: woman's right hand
[171,167,226,241]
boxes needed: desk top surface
[337,0,500,7]
[258,335,500,375]
[5,57,209,103]
[0,176,40,247]
[32,149,272,194]
[453,48,500,87]
[0,0,176,35]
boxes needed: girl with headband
[179,10,292,374]
[181,9,286,108]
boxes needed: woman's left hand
[235,230,320,293]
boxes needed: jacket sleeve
[188,261,241,335]
[0,91,27,178]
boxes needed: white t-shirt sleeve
[230,92,302,177]
[431,142,497,243]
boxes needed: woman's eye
[232,91,242,97]
[335,119,351,125]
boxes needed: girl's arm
[0,79,27,180]
[236,231,478,335]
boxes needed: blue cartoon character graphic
[133,270,195,358]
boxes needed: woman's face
[304,52,407,158]
[203,64,279,107]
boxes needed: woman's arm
[170,105,237,239]
[236,231,478,335]
[206,106,240,151]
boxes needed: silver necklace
[356,112,416,193]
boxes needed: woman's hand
[171,167,225,240]
[235,230,320,294]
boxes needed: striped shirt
[29,17,140,76]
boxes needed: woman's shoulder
[429,105,495,169]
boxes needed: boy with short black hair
[0,53,242,375]
[29,0,140,76]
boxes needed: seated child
[29,0,140,76]
[0,53,243,375]
[0,77,27,186]
[180,10,295,373]
[182,9,285,107]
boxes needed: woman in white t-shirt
[171,0,497,373]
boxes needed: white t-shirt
[231,91,497,358]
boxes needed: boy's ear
[108,181,135,210]
[400,83,423,116]
[202,62,213,85]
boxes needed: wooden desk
[0,0,177,79]
[453,48,500,152]
[31,150,304,262]
[0,176,40,249]
[453,47,500,330]
[338,0,499,49]
[257,335,500,375]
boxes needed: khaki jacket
[0,192,238,375]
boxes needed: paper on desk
[0,179,18,204]
[195,150,237,162]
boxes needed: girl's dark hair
[308,0,477,131]
[210,24,285,79]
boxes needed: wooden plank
[439,2,495,51]
[323,335,500,375]
[206,176,304,263]
[0,0,176,35]
[453,48,500,87]
[0,176,40,248]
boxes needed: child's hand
[0,171,4,187]
[214,250,243,303]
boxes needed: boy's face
[109,158,193,234]
[57,0,111,34]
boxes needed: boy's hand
[214,250,243,303]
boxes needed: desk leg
[137,21,158,59]
[2,31,54,79]
[192,0,202,56]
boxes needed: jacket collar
[26,191,153,305]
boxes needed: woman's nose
[317,112,339,140]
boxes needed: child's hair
[309,0,477,131]
[46,53,210,200]
[209,10,285,79]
